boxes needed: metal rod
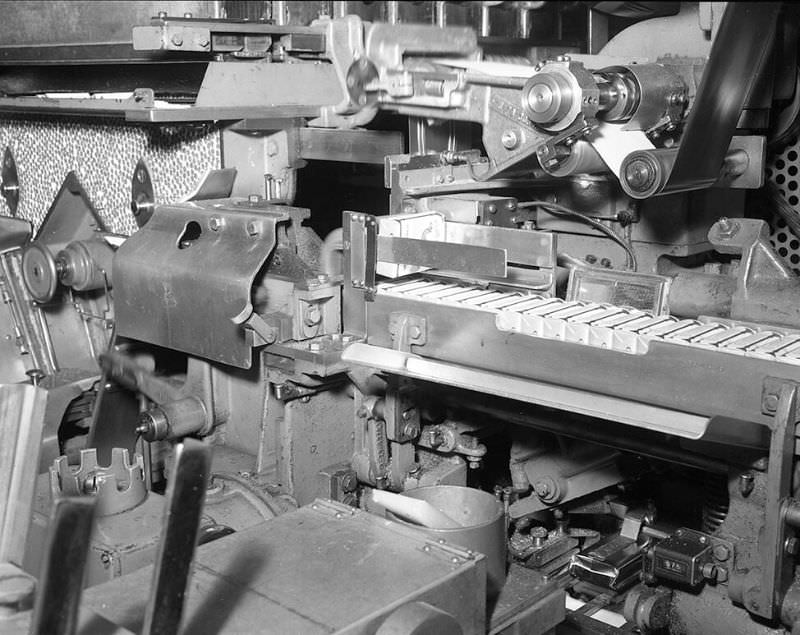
[141,438,212,635]
[30,498,97,635]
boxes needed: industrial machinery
[3,1,800,633]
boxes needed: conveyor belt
[376,277,800,366]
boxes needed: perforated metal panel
[766,135,800,271]
[0,116,221,235]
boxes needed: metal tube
[272,0,287,26]
[385,0,399,24]
[442,391,731,473]
[435,1,447,28]
[479,4,491,37]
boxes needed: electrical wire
[518,200,638,271]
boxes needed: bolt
[247,221,261,236]
[487,204,497,214]
[531,526,548,547]
[585,254,598,264]
[764,393,779,412]
[401,408,416,421]
[739,471,755,497]
[195,36,209,48]
[501,129,520,150]
[208,216,223,231]
[170,32,183,47]
[716,217,740,239]
[403,421,420,439]
[713,544,730,561]
[625,157,656,191]
[533,479,551,498]
[183,12,193,18]
[600,257,612,268]
[158,11,167,19]
[26,368,44,386]
[786,537,800,556]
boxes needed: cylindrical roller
[541,140,608,177]
[619,147,677,199]
[620,2,781,199]
[57,238,114,292]
[136,396,207,441]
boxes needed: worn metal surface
[0,384,46,566]
[30,497,96,635]
[350,278,800,426]
[84,500,486,634]
[114,199,290,368]
[141,439,211,635]
[298,128,404,165]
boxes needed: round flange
[21,242,59,303]
[1,147,20,216]
[130,158,155,228]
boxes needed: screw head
[208,216,223,231]
[625,157,656,191]
[501,129,520,150]
[764,393,779,412]
[713,544,730,561]
[533,479,551,497]
[247,221,261,236]
[170,32,183,47]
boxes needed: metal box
[82,499,486,633]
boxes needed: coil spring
[702,473,730,534]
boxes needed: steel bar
[29,497,97,635]
[141,438,212,635]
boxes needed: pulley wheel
[22,242,59,302]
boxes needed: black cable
[518,200,638,271]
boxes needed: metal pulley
[21,237,115,303]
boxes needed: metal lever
[29,497,97,635]
[141,438,212,635]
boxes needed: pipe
[435,389,731,473]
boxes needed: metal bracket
[762,377,793,415]
[743,383,798,619]
[389,312,426,352]
[384,379,420,443]
[344,211,378,300]
[114,199,292,368]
